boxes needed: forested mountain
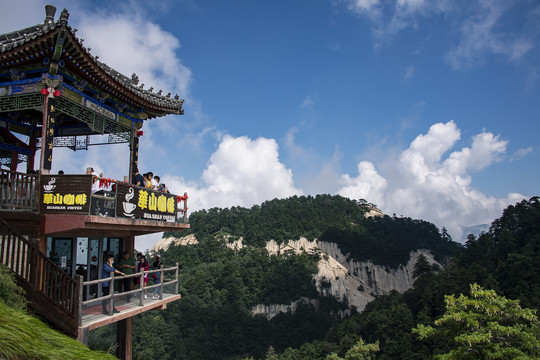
[90,195,540,359]
[166,194,459,268]
[266,196,540,359]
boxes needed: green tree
[413,283,540,359]
[324,338,379,360]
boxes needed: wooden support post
[175,262,179,295]
[77,327,89,346]
[108,272,114,315]
[117,317,133,360]
[76,275,84,327]
[159,265,163,299]
[139,271,144,306]
[27,134,36,173]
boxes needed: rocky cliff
[155,235,438,319]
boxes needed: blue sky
[2,0,539,250]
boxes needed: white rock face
[160,234,439,319]
[152,234,199,252]
[260,238,437,315]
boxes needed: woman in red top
[138,255,149,299]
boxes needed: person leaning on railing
[117,251,135,303]
[151,254,162,300]
[87,167,105,216]
[102,254,125,314]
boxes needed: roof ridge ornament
[59,8,70,24]
[131,73,139,85]
[44,4,56,24]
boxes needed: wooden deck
[81,292,181,331]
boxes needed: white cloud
[443,131,507,176]
[339,161,387,207]
[510,146,534,162]
[301,96,314,108]
[403,66,415,80]
[338,121,526,241]
[340,0,536,69]
[445,1,534,69]
[76,10,191,97]
[164,135,303,212]
[346,0,380,14]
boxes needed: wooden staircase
[0,218,80,336]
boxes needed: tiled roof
[0,6,184,116]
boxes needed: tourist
[87,167,104,215]
[101,254,125,314]
[149,173,158,190]
[132,168,144,187]
[152,254,162,299]
[117,251,135,302]
[138,255,150,299]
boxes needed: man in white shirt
[87,167,104,215]
[149,172,158,190]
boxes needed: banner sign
[132,136,139,171]
[42,97,56,170]
[40,175,92,214]
[116,182,177,222]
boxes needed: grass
[0,297,118,360]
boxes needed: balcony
[78,265,180,339]
[0,169,189,236]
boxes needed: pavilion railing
[0,169,38,211]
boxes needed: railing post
[175,262,179,295]
[183,193,188,223]
[108,272,114,315]
[159,265,163,299]
[35,174,40,213]
[139,271,144,306]
[76,275,84,326]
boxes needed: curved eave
[0,18,184,119]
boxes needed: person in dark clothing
[101,254,125,314]
[117,251,135,302]
[152,254,162,299]
[132,168,145,187]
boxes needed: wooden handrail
[0,169,39,211]
[80,263,179,319]
[0,218,79,331]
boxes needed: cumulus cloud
[340,161,388,207]
[164,135,303,212]
[338,121,525,241]
[76,10,191,97]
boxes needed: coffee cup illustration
[123,187,136,217]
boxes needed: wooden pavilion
[0,5,189,359]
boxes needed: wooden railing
[79,263,179,321]
[0,218,79,335]
[0,169,38,211]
